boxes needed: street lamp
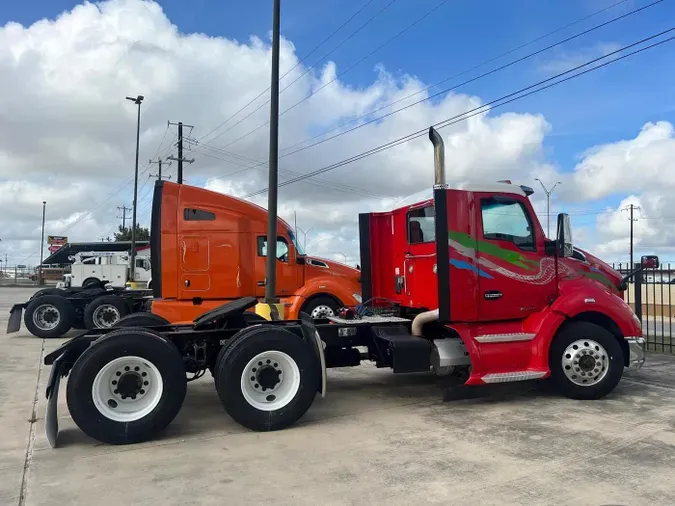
[296,226,314,251]
[39,201,46,285]
[126,94,144,282]
[535,178,561,238]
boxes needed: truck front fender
[293,278,362,308]
[551,283,642,339]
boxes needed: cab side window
[407,206,435,244]
[480,198,536,251]
[257,237,290,263]
[184,208,215,221]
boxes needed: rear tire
[83,278,104,289]
[24,295,74,338]
[29,288,68,301]
[66,329,187,445]
[215,326,319,431]
[113,312,171,328]
[548,321,624,400]
[84,295,129,329]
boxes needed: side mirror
[556,213,573,257]
[641,255,659,269]
[296,255,305,265]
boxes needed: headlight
[352,293,362,303]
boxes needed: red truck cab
[148,181,362,323]
[357,127,651,392]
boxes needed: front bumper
[625,337,646,370]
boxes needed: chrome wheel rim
[92,304,121,328]
[562,339,609,387]
[32,304,60,331]
[310,304,335,319]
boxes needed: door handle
[257,280,266,287]
[484,290,502,300]
[184,279,190,288]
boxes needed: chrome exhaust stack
[429,126,447,189]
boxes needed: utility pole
[622,204,640,268]
[126,94,144,281]
[264,0,282,312]
[535,178,562,237]
[168,121,195,184]
[39,201,46,285]
[149,158,172,180]
[117,205,132,231]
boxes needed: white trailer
[59,251,151,289]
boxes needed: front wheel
[66,329,187,445]
[302,296,340,320]
[548,321,624,400]
[215,326,319,431]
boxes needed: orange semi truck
[146,181,362,323]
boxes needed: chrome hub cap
[310,304,335,319]
[561,339,609,387]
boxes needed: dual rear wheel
[66,324,320,445]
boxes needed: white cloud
[538,42,622,75]
[0,0,555,266]
[0,0,669,270]
[571,121,675,200]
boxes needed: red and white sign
[48,245,62,253]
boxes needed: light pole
[296,226,313,251]
[264,0,282,312]
[339,252,347,264]
[126,94,144,282]
[39,201,46,285]
[535,178,561,238]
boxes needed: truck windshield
[288,230,306,256]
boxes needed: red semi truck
[40,126,652,447]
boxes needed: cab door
[404,204,437,309]
[254,235,299,297]
[179,235,211,294]
[474,193,555,321]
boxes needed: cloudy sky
[1,0,674,268]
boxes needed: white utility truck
[58,251,151,289]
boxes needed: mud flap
[299,312,327,398]
[7,304,24,334]
[45,370,61,448]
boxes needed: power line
[117,205,132,230]
[246,29,675,198]
[202,0,450,151]
[272,0,665,161]
[198,145,387,197]
[212,0,663,174]
[193,0,387,147]
[622,203,640,268]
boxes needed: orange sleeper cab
[148,180,362,323]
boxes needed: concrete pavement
[2,287,675,505]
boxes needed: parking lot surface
[2,287,675,506]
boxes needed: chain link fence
[0,266,65,287]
